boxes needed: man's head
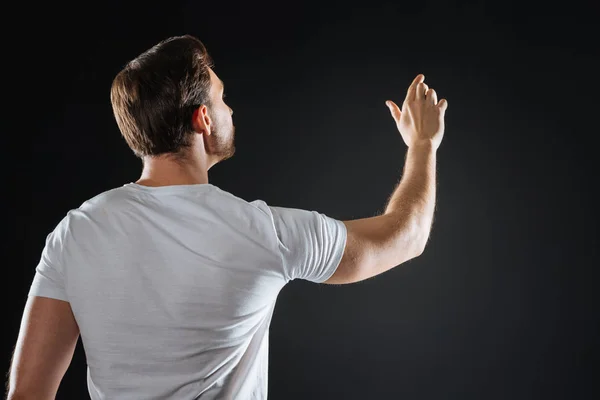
[111,35,235,167]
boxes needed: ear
[191,105,212,136]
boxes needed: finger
[427,88,438,105]
[406,74,425,102]
[416,82,426,100]
[438,98,448,113]
[386,100,401,122]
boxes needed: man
[8,35,447,399]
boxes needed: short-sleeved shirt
[28,183,347,399]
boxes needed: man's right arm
[323,74,447,285]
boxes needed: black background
[5,0,599,399]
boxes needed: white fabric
[29,183,347,399]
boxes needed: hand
[386,74,448,150]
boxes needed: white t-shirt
[28,183,347,399]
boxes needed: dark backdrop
[5,0,599,399]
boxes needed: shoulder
[78,186,134,211]
[47,186,136,238]
[209,186,273,217]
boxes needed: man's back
[29,183,347,399]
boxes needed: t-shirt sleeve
[251,200,347,283]
[28,215,70,302]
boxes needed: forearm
[383,141,437,254]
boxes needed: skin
[6,68,235,399]
[7,297,80,399]
[327,74,448,284]
[136,67,235,187]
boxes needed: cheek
[214,109,229,131]
[221,107,232,125]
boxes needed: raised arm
[324,74,447,284]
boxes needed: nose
[229,107,233,116]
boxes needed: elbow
[414,245,425,258]
[394,212,431,261]
[412,229,432,258]
[412,242,426,258]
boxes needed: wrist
[409,140,437,153]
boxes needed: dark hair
[110,35,214,159]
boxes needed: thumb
[386,100,401,121]
[437,98,448,113]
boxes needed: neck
[136,153,211,187]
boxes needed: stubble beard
[211,122,235,162]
